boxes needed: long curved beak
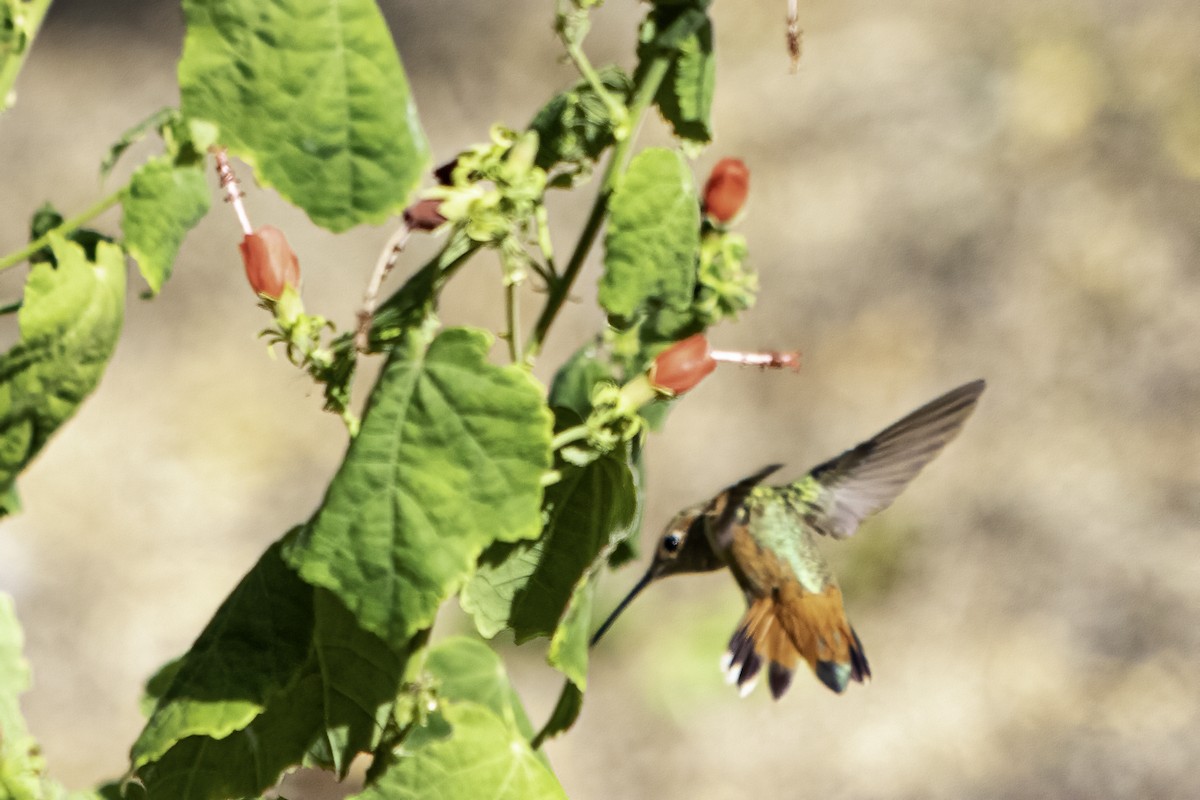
[589,566,655,647]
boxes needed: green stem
[534,204,557,280]
[0,0,54,111]
[504,279,521,363]
[550,424,591,452]
[0,190,123,272]
[565,41,628,134]
[523,53,673,361]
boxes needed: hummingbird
[590,379,985,698]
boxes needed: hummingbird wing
[795,379,985,539]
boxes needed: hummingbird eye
[662,533,682,554]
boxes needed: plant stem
[0,0,54,111]
[565,41,628,134]
[0,191,123,272]
[505,279,521,363]
[523,53,672,361]
[550,424,591,452]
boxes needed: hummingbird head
[648,502,723,579]
[589,464,784,647]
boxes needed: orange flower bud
[240,225,300,300]
[650,334,717,395]
[702,158,750,224]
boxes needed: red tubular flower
[702,158,750,224]
[240,225,301,300]
[650,334,717,396]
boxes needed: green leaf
[599,147,700,337]
[607,444,647,568]
[353,702,566,800]
[132,538,316,769]
[287,327,553,651]
[100,107,175,176]
[140,657,185,719]
[546,578,595,689]
[0,235,125,510]
[653,18,715,146]
[121,156,211,294]
[137,670,326,800]
[639,3,711,52]
[461,444,636,642]
[134,539,413,799]
[0,592,42,799]
[27,204,111,267]
[425,638,535,740]
[178,0,429,232]
[531,681,583,749]
[546,340,615,419]
[528,66,630,182]
[307,588,408,776]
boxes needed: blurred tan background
[2,0,1199,797]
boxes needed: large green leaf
[425,638,535,740]
[133,538,411,798]
[121,156,211,294]
[461,447,636,642]
[178,0,429,231]
[132,538,316,768]
[306,589,408,776]
[287,327,553,650]
[599,147,700,337]
[353,702,566,800]
[0,235,125,514]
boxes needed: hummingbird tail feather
[723,596,800,700]
[774,583,870,694]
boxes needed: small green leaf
[546,341,615,419]
[27,203,111,266]
[461,445,636,642]
[599,147,700,336]
[528,66,630,182]
[287,327,553,651]
[639,3,711,51]
[121,156,211,294]
[353,702,566,800]
[532,681,583,749]
[178,0,430,231]
[425,638,535,740]
[547,578,595,689]
[100,107,175,176]
[0,235,125,510]
[652,18,715,146]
